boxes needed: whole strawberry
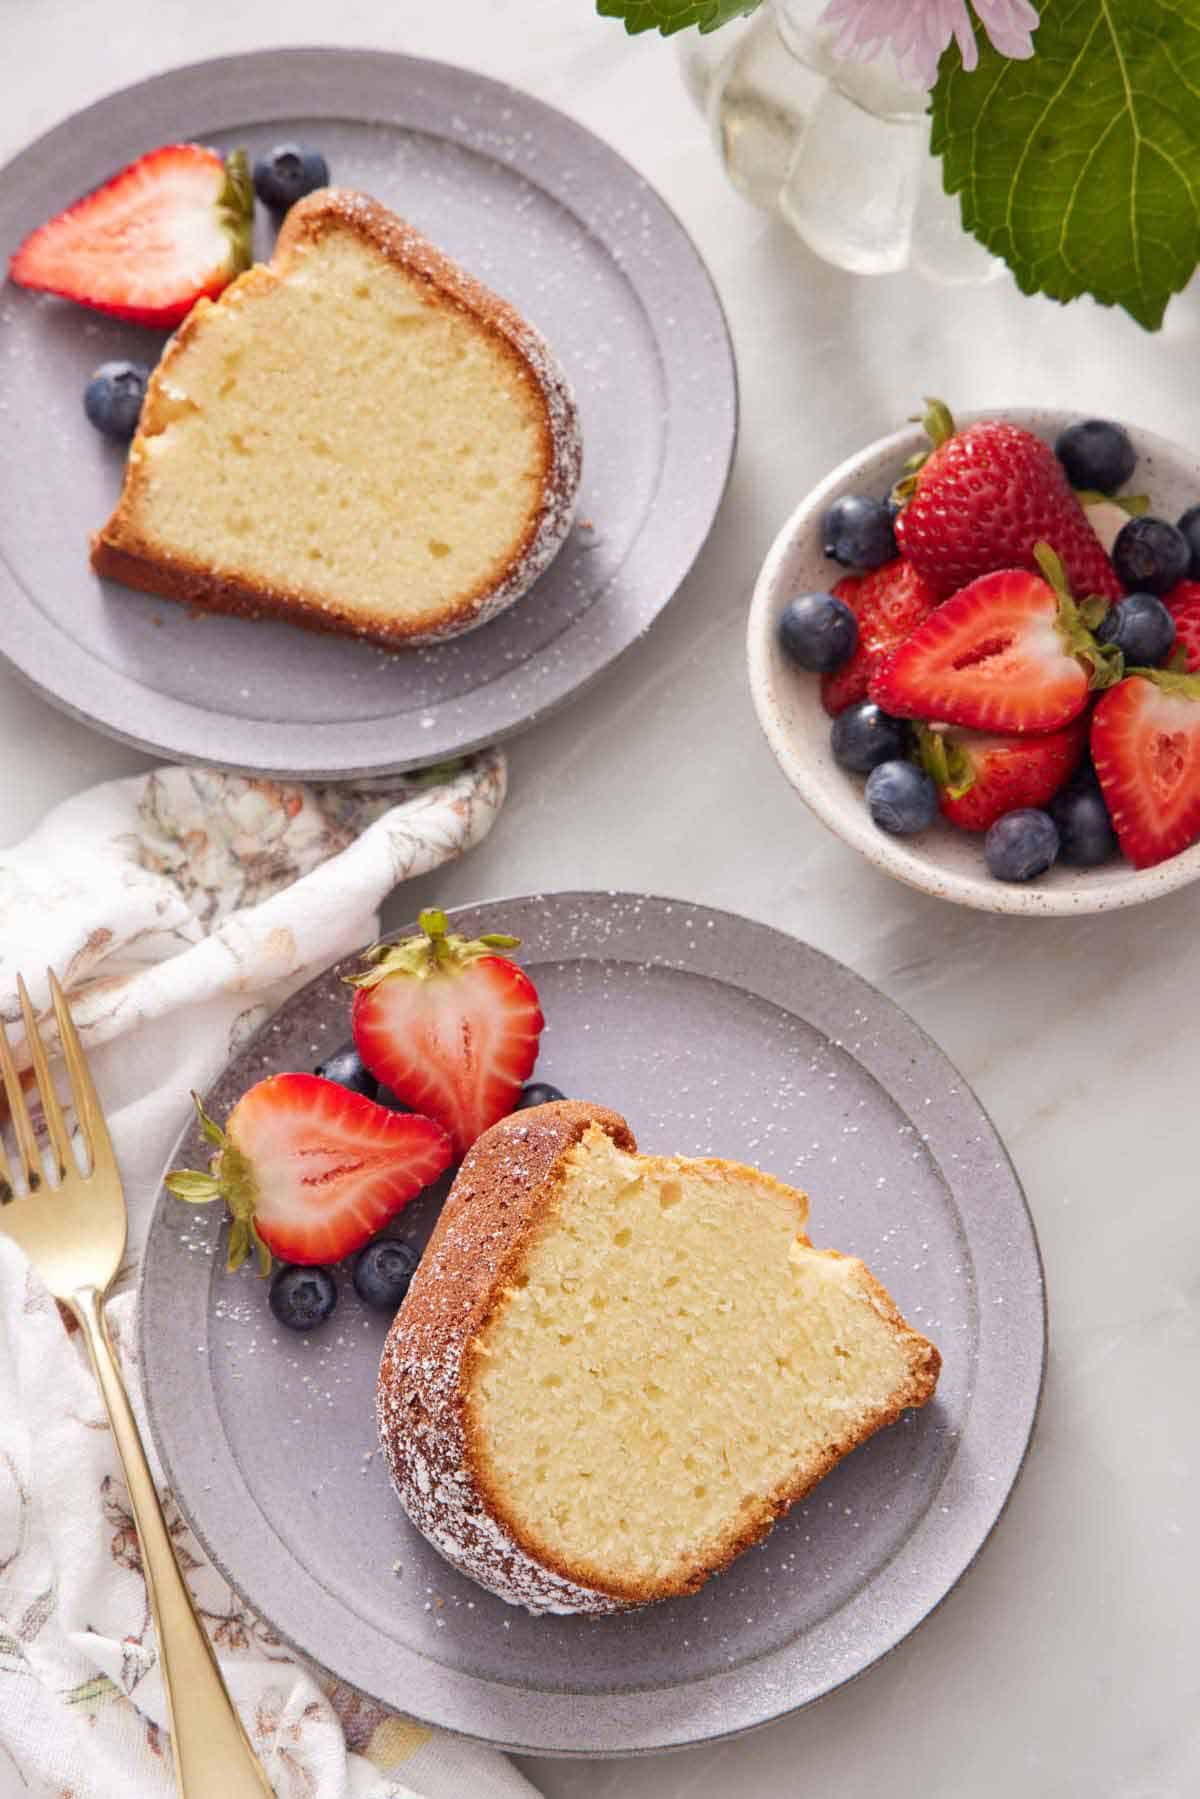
[820,559,939,716]
[895,401,1122,603]
[350,909,544,1158]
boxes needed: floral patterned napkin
[0,754,541,1798]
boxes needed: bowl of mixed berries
[748,402,1200,914]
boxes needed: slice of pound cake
[92,189,581,645]
[378,1101,940,1614]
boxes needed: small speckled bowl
[748,408,1200,916]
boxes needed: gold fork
[0,971,275,1798]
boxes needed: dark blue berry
[269,1264,337,1331]
[84,360,149,440]
[253,143,330,211]
[821,494,897,569]
[514,1082,566,1110]
[313,1041,378,1100]
[374,1086,412,1113]
[1112,516,1190,595]
[864,761,937,835]
[1177,506,1200,579]
[778,592,858,674]
[1054,419,1136,494]
[1096,592,1176,666]
[985,809,1060,882]
[1049,781,1118,868]
[353,1239,420,1312]
[830,702,912,775]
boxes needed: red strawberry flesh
[351,910,544,1158]
[870,569,1093,734]
[1092,673,1200,868]
[1164,581,1200,672]
[895,413,1122,603]
[927,719,1086,832]
[9,144,253,328]
[820,560,939,716]
[227,1074,451,1264]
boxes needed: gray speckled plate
[139,892,1044,1756]
[0,50,735,778]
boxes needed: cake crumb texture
[378,1102,940,1614]
[92,189,582,645]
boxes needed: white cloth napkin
[0,755,541,1799]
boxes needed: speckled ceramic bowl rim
[748,410,1200,916]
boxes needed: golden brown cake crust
[91,189,582,647]
[378,1103,941,1616]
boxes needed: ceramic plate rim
[747,408,1200,916]
[0,47,737,778]
[138,890,1046,1756]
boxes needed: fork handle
[71,1287,276,1798]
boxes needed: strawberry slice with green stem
[165,1074,452,1272]
[870,545,1122,734]
[9,144,253,328]
[917,717,1086,832]
[350,909,544,1159]
[1091,668,1200,869]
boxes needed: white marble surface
[3,4,1198,1795]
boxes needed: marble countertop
[3,3,1196,1795]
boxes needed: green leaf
[596,0,761,36]
[250,1218,273,1280]
[1077,490,1150,517]
[191,1092,226,1149]
[930,1,1200,330]
[227,1218,251,1274]
[164,1170,223,1204]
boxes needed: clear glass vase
[678,0,1001,284]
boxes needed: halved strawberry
[870,550,1122,734]
[349,909,544,1158]
[1091,670,1200,868]
[1164,581,1200,672]
[9,144,253,328]
[820,560,939,716]
[894,400,1122,602]
[917,719,1086,832]
[164,1074,452,1271]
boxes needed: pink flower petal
[817,0,1039,88]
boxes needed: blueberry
[353,1239,420,1312]
[514,1082,566,1110]
[1049,780,1118,868]
[778,592,858,674]
[1054,419,1136,494]
[313,1041,378,1100]
[269,1264,337,1331]
[84,360,150,441]
[1112,516,1190,595]
[985,809,1060,882]
[1177,506,1200,579]
[1096,592,1176,666]
[374,1086,412,1113]
[830,702,912,775]
[821,495,897,569]
[253,143,330,211]
[864,761,937,835]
